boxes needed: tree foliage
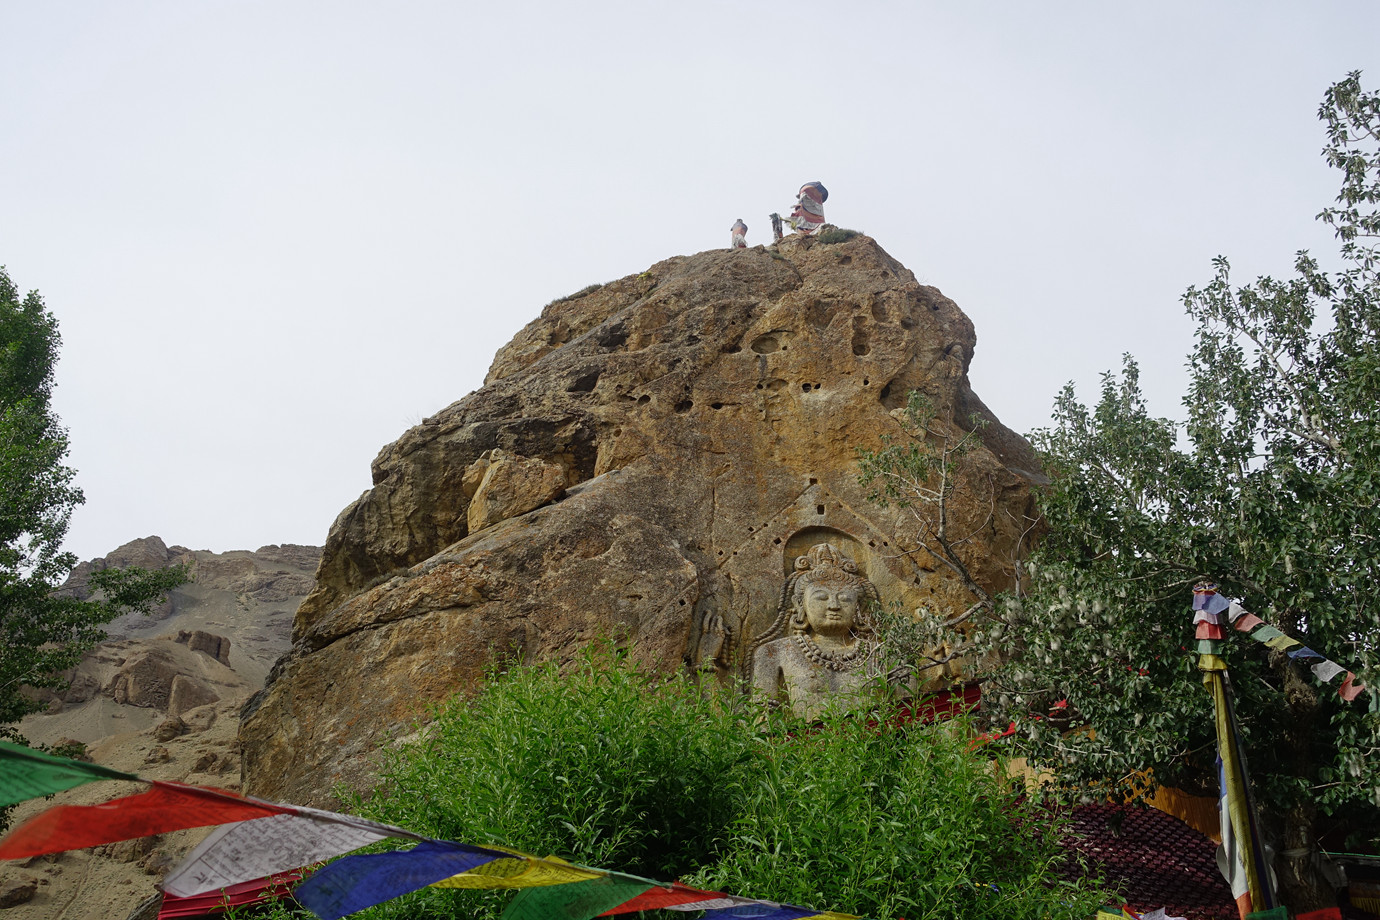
[965,73,1380,908]
[0,267,186,737]
[856,73,1379,911]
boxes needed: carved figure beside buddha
[747,542,902,719]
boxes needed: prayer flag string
[1191,584,1368,702]
[0,743,864,920]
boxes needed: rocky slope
[1,538,319,920]
[241,233,1045,809]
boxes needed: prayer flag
[156,870,304,918]
[162,805,417,897]
[695,902,832,920]
[0,782,286,860]
[503,872,655,920]
[1286,647,1323,661]
[1232,613,1264,633]
[1340,673,1365,702]
[598,882,727,915]
[1311,660,1346,683]
[1196,622,1225,640]
[1246,624,1284,644]
[433,852,603,889]
[0,740,138,808]
[668,894,767,911]
[292,839,507,920]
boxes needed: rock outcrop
[241,234,1043,807]
[3,539,321,920]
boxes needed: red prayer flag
[1232,613,1264,633]
[156,870,305,918]
[1196,621,1226,640]
[0,782,289,859]
[1339,672,1365,702]
[598,882,726,915]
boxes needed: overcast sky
[3,2,1377,563]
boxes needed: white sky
[2,2,1377,563]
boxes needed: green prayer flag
[0,741,139,808]
[1195,639,1224,655]
[502,872,653,920]
[1247,624,1284,643]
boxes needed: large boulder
[241,234,1044,806]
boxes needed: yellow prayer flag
[432,850,602,889]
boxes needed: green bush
[686,714,1101,920]
[816,227,861,244]
[336,648,1103,919]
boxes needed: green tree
[0,267,186,738]
[948,74,1380,914]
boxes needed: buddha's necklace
[792,634,868,672]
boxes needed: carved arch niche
[692,482,952,679]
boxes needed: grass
[817,227,863,244]
[544,282,605,309]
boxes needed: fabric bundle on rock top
[789,182,827,234]
[731,219,748,248]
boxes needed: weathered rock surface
[2,539,320,920]
[464,448,567,532]
[242,234,1043,808]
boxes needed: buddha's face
[801,583,860,635]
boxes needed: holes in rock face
[800,383,811,393]
[613,427,623,437]
[566,370,600,393]
[686,334,700,345]
[637,395,651,405]
[711,402,725,410]
[721,342,742,354]
[816,504,826,515]
[756,378,787,393]
[862,378,870,387]
[881,270,890,279]
[879,382,892,403]
[773,537,782,545]
[674,399,694,414]
[679,598,687,606]
[750,333,781,354]
[871,302,888,323]
[839,255,852,265]
[750,330,791,354]
[596,323,628,349]
[809,477,818,485]
[851,315,871,356]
